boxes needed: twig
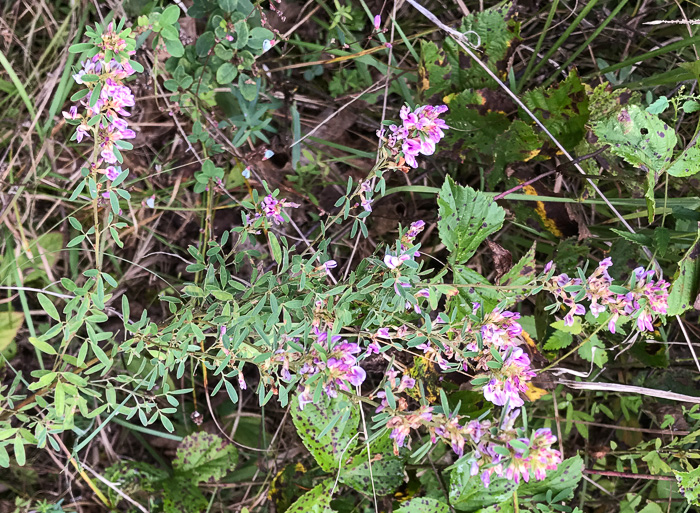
[560,379,700,404]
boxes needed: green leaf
[218,0,238,12]
[160,4,181,25]
[646,96,669,114]
[653,227,670,257]
[667,145,700,177]
[578,335,608,368]
[340,435,404,495]
[517,455,584,501]
[593,105,676,173]
[449,464,516,511]
[520,70,590,150]
[159,24,180,42]
[13,437,25,466]
[216,62,238,85]
[195,31,215,57]
[290,394,359,472]
[453,266,501,314]
[286,479,336,513]
[395,497,449,513]
[28,336,56,355]
[675,466,700,506]
[238,73,259,102]
[37,293,60,321]
[437,176,505,265]
[173,432,238,484]
[543,330,573,351]
[69,42,93,53]
[233,20,249,50]
[499,242,536,288]
[268,232,282,263]
[667,227,700,316]
[0,312,24,353]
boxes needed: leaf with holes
[340,433,405,496]
[593,105,676,173]
[291,394,359,472]
[286,479,336,513]
[173,432,238,484]
[437,176,506,265]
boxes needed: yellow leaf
[524,382,548,402]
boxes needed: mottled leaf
[291,394,359,472]
[173,432,238,484]
[437,176,506,265]
[593,105,676,172]
[395,497,450,513]
[667,145,700,177]
[0,312,24,353]
[517,455,584,500]
[286,479,336,513]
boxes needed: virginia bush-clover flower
[63,22,139,170]
[379,104,449,170]
[545,258,669,334]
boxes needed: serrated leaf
[499,243,536,288]
[290,394,359,472]
[286,480,336,513]
[173,432,238,484]
[667,227,700,316]
[609,229,652,247]
[543,330,573,351]
[520,70,590,150]
[437,176,505,265]
[395,497,449,513]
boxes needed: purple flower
[373,15,381,30]
[323,260,337,275]
[384,253,409,269]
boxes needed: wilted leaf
[486,240,512,281]
[291,394,359,472]
[437,176,506,265]
[173,432,238,484]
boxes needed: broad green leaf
[593,105,676,173]
[216,62,238,85]
[159,5,180,25]
[162,476,208,513]
[0,312,24,353]
[28,336,56,355]
[218,0,238,12]
[667,145,700,177]
[517,455,584,500]
[165,38,185,57]
[493,119,542,173]
[290,394,359,472]
[453,266,500,315]
[449,463,516,511]
[395,497,449,513]
[437,176,505,265]
[37,293,60,321]
[173,432,238,484]
[667,227,700,316]
[286,479,336,513]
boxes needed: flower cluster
[293,328,367,408]
[545,258,669,334]
[380,104,449,169]
[63,23,139,169]
[246,194,300,227]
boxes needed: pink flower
[373,15,381,30]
